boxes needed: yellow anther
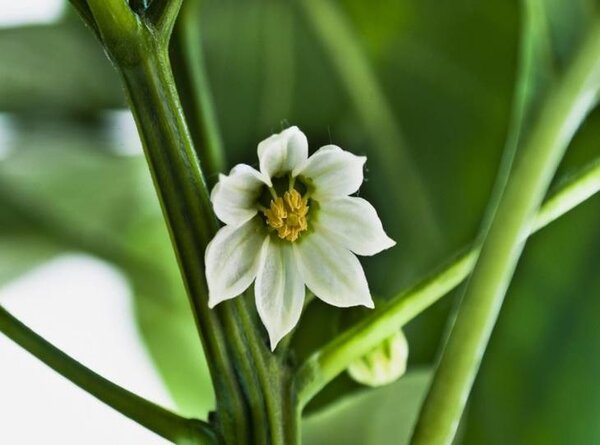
[263,189,309,242]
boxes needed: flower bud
[347,329,409,387]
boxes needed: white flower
[205,126,395,349]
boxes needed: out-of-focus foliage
[0,22,123,113]
[0,119,214,417]
[0,0,599,444]
[303,370,430,445]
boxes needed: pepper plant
[1,1,600,444]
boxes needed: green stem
[410,18,600,445]
[477,0,548,238]
[171,0,226,184]
[295,156,600,407]
[219,307,269,444]
[236,303,297,445]
[0,305,215,445]
[81,2,250,442]
[530,157,600,233]
[299,0,442,251]
[79,2,289,443]
[146,0,184,40]
[119,40,249,445]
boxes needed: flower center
[263,189,309,242]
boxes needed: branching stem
[295,156,600,407]
[410,18,600,445]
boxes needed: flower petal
[255,238,305,350]
[211,164,267,227]
[206,218,266,308]
[294,230,374,308]
[294,145,366,198]
[258,126,308,182]
[315,196,396,256]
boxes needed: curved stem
[410,18,600,445]
[295,156,600,407]
[0,305,215,445]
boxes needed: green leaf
[0,22,123,113]
[0,235,61,284]
[303,370,431,445]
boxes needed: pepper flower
[205,126,395,349]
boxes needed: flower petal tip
[382,236,397,251]
[268,336,282,352]
[207,295,219,309]
[265,326,292,351]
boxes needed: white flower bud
[347,329,409,387]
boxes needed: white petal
[211,164,267,227]
[255,238,305,350]
[294,145,366,198]
[257,126,308,182]
[315,196,396,256]
[205,218,267,307]
[293,230,374,308]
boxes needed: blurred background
[0,0,599,444]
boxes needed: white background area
[1,0,64,27]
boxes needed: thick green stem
[0,305,215,445]
[81,1,247,441]
[118,40,249,445]
[79,2,297,442]
[295,156,600,407]
[410,19,600,445]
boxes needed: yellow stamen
[263,189,309,242]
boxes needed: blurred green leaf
[0,235,61,284]
[303,370,431,445]
[0,22,122,113]
[0,119,214,417]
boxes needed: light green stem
[530,157,600,234]
[410,18,600,445]
[295,156,600,407]
[299,0,442,250]
[0,305,215,445]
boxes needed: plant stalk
[295,156,600,407]
[79,2,297,442]
[410,18,600,445]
